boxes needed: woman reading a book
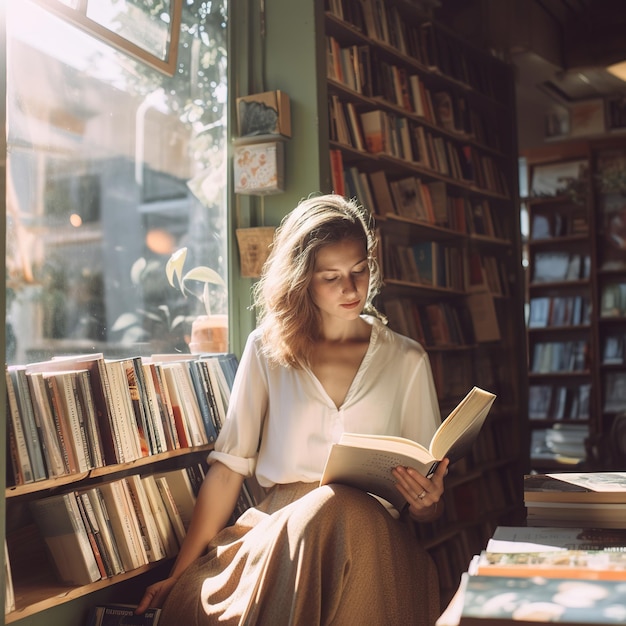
[137,194,448,625]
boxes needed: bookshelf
[324,0,528,609]
[3,353,240,624]
[522,137,626,474]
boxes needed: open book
[320,386,496,510]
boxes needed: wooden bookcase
[3,352,241,625]
[522,137,626,474]
[5,447,210,624]
[324,0,528,608]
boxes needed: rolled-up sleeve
[208,331,269,477]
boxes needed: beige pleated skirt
[159,482,440,626]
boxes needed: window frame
[35,0,182,76]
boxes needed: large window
[6,0,229,364]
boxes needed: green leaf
[166,247,188,292]
[182,265,225,287]
[111,312,141,331]
[137,309,165,323]
[171,314,190,329]
[204,282,212,315]
[130,257,147,285]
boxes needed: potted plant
[165,247,228,354]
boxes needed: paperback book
[320,386,496,510]
[86,604,161,626]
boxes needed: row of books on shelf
[331,153,505,238]
[6,462,258,609]
[528,383,591,421]
[326,0,413,56]
[528,295,592,329]
[429,342,506,405]
[6,475,261,617]
[384,297,476,349]
[384,289,503,350]
[384,241,465,290]
[603,333,626,364]
[383,243,508,298]
[26,467,204,587]
[530,211,588,240]
[531,251,591,284]
[326,0,431,72]
[430,351,474,402]
[5,352,237,487]
[6,465,203,617]
[603,371,626,412]
[600,282,626,318]
[388,176,462,226]
[419,20,505,102]
[530,339,588,374]
[467,252,509,296]
[437,473,626,625]
[327,37,499,152]
[326,1,504,101]
[329,96,509,196]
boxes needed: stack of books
[436,472,626,625]
[524,472,626,528]
[437,524,626,625]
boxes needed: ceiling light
[607,61,626,83]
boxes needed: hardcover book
[320,386,496,510]
[29,492,102,586]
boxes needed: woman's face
[309,238,370,323]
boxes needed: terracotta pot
[189,314,228,354]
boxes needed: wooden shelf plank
[6,562,167,624]
[6,445,213,499]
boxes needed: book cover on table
[487,526,626,553]
[459,575,626,625]
[320,386,496,510]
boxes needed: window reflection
[6,0,228,365]
[37,0,182,74]
[86,0,175,61]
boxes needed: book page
[320,444,437,510]
[430,387,496,461]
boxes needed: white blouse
[209,316,441,489]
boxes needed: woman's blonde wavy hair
[252,194,384,368]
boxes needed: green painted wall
[228,0,329,355]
